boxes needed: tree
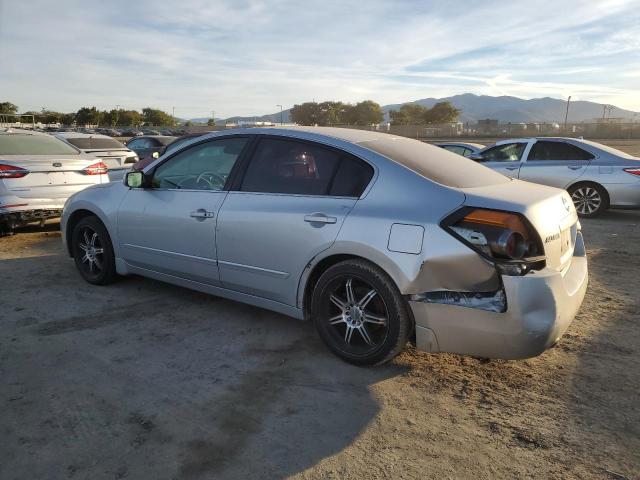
[117,110,142,127]
[345,100,383,126]
[0,102,18,115]
[424,101,459,124]
[290,102,322,125]
[141,108,175,126]
[76,107,103,126]
[389,104,429,125]
[207,118,216,127]
[317,101,348,126]
[60,113,76,125]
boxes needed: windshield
[358,136,509,188]
[0,134,80,155]
[65,136,126,150]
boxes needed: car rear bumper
[410,232,588,359]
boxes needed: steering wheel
[195,171,226,189]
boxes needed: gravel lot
[1,211,639,479]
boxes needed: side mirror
[125,171,145,188]
[152,151,160,159]
[469,152,484,161]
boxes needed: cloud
[1,0,639,117]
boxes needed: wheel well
[65,209,98,256]
[567,180,610,204]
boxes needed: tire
[568,183,609,217]
[71,216,118,285]
[311,259,412,366]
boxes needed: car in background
[125,135,176,162]
[131,133,206,171]
[0,128,108,234]
[55,132,138,181]
[141,129,161,136]
[121,129,143,137]
[62,127,587,365]
[470,137,640,217]
[434,142,485,157]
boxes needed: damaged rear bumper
[410,232,588,359]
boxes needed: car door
[117,136,250,285]
[475,142,528,177]
[126,137,154,159]
[518,140,594,188]
[216,136,374,306]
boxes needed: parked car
[55,132,138,181]
[0,128,108,234]
[62,127,587,365]
[141,129,161,136]
[470,137,640,217]
[121,129,143,137]
[131,133,206,171]
[434,142,485,157]
[125,135,176,161]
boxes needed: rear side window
[241,138,370,196]
[529,141,594,161]
[0,134,79,155]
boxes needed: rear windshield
[65,136,125,150]
[357,136,509,188]
[0,134,80,155]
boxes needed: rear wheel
[71,216,118,285]
[569,183,609,217]
[311,259,411,366]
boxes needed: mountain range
[190,93,639,125]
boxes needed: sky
[1,0,639,118]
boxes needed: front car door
[117,136,250,285]
[216,136,374,306]
[518,140,594,188]
[476,142,528,177]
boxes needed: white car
[55,132,138,181]
[0,128,109,234]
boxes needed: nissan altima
[61,127,588,365]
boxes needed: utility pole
[563,96,571,130]
[172,106,176,126]
[276,104,283,125]
[602,104,607,120]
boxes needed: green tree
[76,107,103,126]
[389,104,430,125]
[207,118,216,127]
[424,101,459,124]
[345,100,384,126]
[290,102,322,125]
[0,102,18,115]
[317,101,348,126]
[117,110,142,127]
[60,113,76,125]
[141,108,175,126]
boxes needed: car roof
[435,142,486,149]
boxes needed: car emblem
[562,196,571,212]
[52,162,62,167]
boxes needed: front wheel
[569,183,609,217]
[311,259,412,366]
[71,216,118,285]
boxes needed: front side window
[480,143,526,162]
[529,141,594,161]
[127,138,151,149]
[152,137,248,190]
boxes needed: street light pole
[276,105,283,125]
[564,96,571,130]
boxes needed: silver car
[470,137,640,216]
[55,132,138,181]
[61,127,587,365]
[434,141,485,157]
[0,128,109,234]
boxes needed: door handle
[190,209,215,220]
[304,213,337,224]
[505,166,519,171]
[568,165,583,170]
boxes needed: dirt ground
[1,211,639,480]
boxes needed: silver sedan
[470,137,640,217]
[61,127,587,365]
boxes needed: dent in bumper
[411,233,588,359]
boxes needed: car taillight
[442,207,545,275]
[82,162,108,175]
[0,163,30,178]
[623,167,640,177]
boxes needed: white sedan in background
[55,132,138,181]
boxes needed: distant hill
[191,93,638,125]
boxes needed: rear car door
[216,136,374,306]
[117,136,250,285]
[476,142,528,177]
[518,140,594,188]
